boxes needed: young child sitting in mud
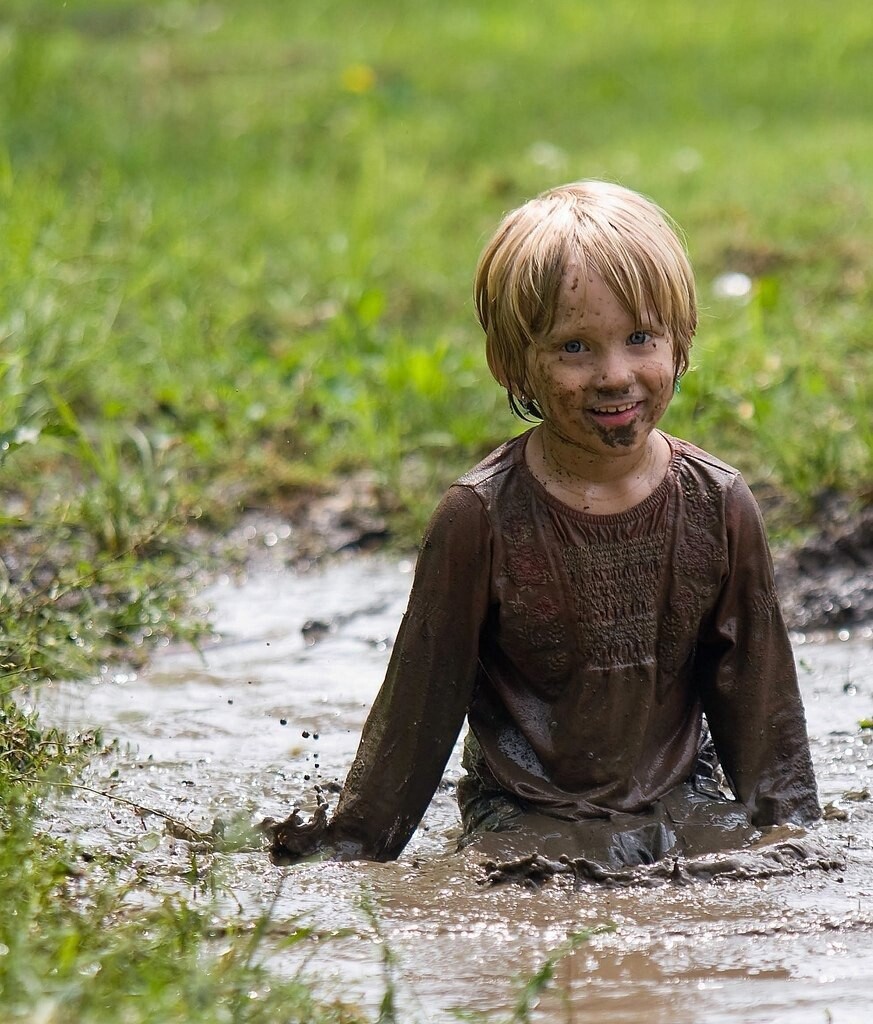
[270,180,821,872]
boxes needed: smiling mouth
[590,401,640,415]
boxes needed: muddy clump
[479,836,846,889]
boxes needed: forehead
[550,266,629,328]
[547,261,664,338]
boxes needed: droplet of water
[138,832,161,852]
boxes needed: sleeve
[695,474,821,827]
[324,483,493,860]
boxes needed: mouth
[591,401,638,414]
[587,400,642,426]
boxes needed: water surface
[36,554,873,1023]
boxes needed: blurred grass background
[2,0,873,668]
[1,3,872,1019]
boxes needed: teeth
[595,402,636,413]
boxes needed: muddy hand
[263,795,330,865]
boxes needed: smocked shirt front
[326,431,820,860]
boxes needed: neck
[528,427,670,514]
[540,425,658,484]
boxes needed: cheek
[639,360,674,419]
[531,366,576,409]
[645,350,675,388]
[651,340,677,380]
[654,371,675,416]
[655,364,673,390]
[528,357,555,395]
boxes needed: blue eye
[628,330,651,346]
[563,340,583,353]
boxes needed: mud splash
[33,552,873,1023]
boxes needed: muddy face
[526,268,674,458]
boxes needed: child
[270,180,820,869]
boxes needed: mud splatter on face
[525,269,676,467]
[594,422,636,448]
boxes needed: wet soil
[33,547,873,1024]
[774,497,873,631]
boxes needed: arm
[271,485,492,863]
[695,475,821,827]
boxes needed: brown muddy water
[33,552,873,1024]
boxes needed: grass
[0,698,361,1022]
[1,0,872,1019]
[3,0,872,682]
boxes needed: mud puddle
[33,554,873,1023]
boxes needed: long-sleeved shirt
[324,430,820,861]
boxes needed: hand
[262,798,330,865]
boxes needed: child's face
[525,266,675,462]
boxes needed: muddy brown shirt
[328,431,820,860]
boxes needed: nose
[594,349,634,392]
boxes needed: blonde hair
[473,180,697,418]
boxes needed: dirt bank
[774,497,873,631]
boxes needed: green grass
[1,0,872,1018]
[3,1,871,549]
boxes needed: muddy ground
[33,494,873,1023]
